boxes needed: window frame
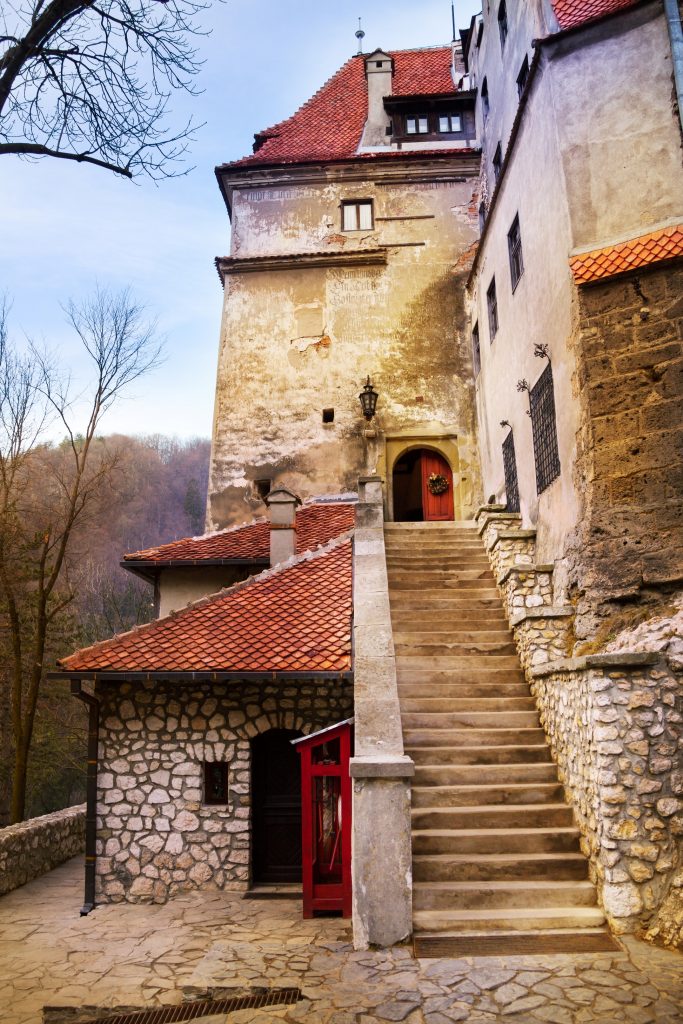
[481,78,490,120]
[203,761,229,805]
[341,199,374,231]
[492,142,502,183]
[517,55,530,98]
[486,278,499,341]
[438,113,463,134]
[502,430,520,513]
[498,0,508,49]
[472,321,481,377]
[529,362,561,494]
[507,213,524,292]
[405,114,430,135]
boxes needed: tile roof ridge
[123,515,268,560]
[58,532,354,670]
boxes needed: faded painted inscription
[244,187,318,201]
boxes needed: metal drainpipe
[664,0,683,133]
[71,680,99,916]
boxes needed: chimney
[265,486,302,566]
[359,49,393,148]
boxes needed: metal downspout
[664,0,683,133]
[71,680,99,916]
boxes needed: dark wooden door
[421,450,455,521]
[251,729,302,883]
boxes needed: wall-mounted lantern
[359,377,379,421]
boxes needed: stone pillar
[265,486,301,566]
[351,475,414,949]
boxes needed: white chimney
[265,486,302,566]
[359,49,393,148]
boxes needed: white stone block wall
[96,678,352,903]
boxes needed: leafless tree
[0,288,161,822]
[0,0,210,179]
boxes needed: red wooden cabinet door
[421,451,454,521]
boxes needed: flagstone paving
[0,858,681,1024]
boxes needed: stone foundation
[0,804,85,895]
[95,678,352,903]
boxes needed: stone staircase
[385,521,606,942]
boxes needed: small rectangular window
[508,214,524,291]
[322,408,334,423]
[479,201,487,233]
[406,115,430,134]
[487,278,498,340]
[517,55,530,98]
[502,430,520,513]
[498,0,508,48]
[342,200,373,231]
[530,362,561,493]
[481,78,490,119]
[203,762,229,805]
[438,114,462,133]
[493,142,502,182]
[472,322,481,377]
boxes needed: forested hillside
[0,434,211,823]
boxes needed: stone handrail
[0,804,85,896]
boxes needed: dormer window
[438,114,462,133]
[342,200,373,231]
[406,115,429,135]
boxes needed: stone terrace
[1,858,682,1024]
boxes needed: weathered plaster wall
[157,565,258,618]
[95,679,352,903]
[207,163,482,529]
[0,804,85,895]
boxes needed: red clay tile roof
[60,539,353,675]
[124,502,356,565]
[551,0,639,31]
[228,47,458,168]
[569,224,683,284]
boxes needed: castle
[55,0,683,952]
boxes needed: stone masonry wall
[565,262,683,641]
[0,804,85,895]
[96,678,352,903]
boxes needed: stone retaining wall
[96,678,352,903]
[0,804,85,895]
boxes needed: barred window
[530,363,561,493]
[502,431,520,513]
[508,214,524,291]
[498,0,508,48]
[487,278,498,340]
[493,143,502,183]
[517,56,529,98]
[203,762,229,805]
[472,321,481,376]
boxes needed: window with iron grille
[502,430,520,512]
[472,321,481,376]
[508,214,524,291]
[487,278,498,340]
[203,761,229,804]
[493,142,502,183]
[517,55,529,97]
[498,0,508,48]
[530,363,561,493]
[481,78,489,119]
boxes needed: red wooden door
[421,450,454,521]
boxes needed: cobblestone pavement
[0,859,681,1024]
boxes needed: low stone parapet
[0,804,85,896]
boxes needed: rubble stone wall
[0,804,85,895]
[96,678,352,904]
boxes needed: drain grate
[75,988,302,1024]
[414,932,621,958]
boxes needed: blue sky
[0,0,480,440]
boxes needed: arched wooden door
[251,729,302,883]
[421,450,454,521]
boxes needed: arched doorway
[392,448,454,522]
[251,728,303,883]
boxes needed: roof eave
[121,557,269,573]
[50,668,354,684]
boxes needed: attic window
[406,115,429,135]
[438,114,462,133]
[342,200,373,231]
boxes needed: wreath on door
[427,472,449,495]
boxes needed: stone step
[388,558,492,570]
[396,642,519,658]
[396,655,521,671]
[406,745,553,765]
[412,906,606,934]
[401,697,536,712]
[413,763,559,786]
[398,682,531,699]
[402,711,540,730]
[412,879,598,911]
[388,568,495,580]
[412,804,574,831]
[412,827,582,856]
[412,852,589,882]
[404,727,548,747]
[389,578,496,591]
[391,613,510,628]
[411,782,564,807]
